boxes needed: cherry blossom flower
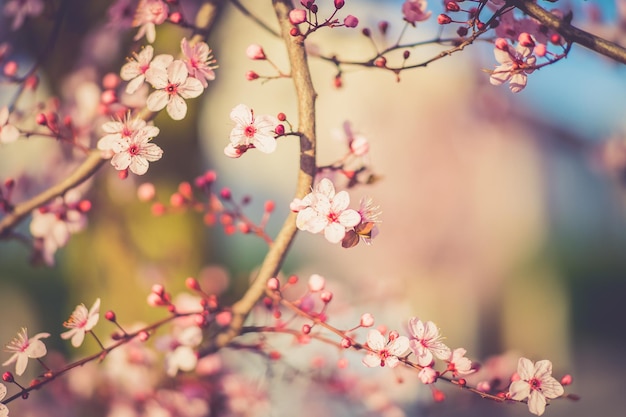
[110,126,163,175]
[30,189,88,266]
[408,317,451,367]
[227,104,279,155]
[418,366,438,384]
[165,326,203,376]
[145,60,203,120]
[132,0,169,43]
[402,0,432,25]
[3,0,43,30]
[180,38,217,88]
[362,329,409,368]
[98,112,159,157]
[2,327,50,376]
[0,106,19,143]
[120,46,173,94]
[61,298,101,348]
[509,357,564,416]
[0,383,8,417]
[445,347,474,376]
[294,178,361,244]
[489,38,537,93]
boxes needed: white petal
[129,157,150,175]
[125,75,145,94]
[16,353,28,376]
[0,124,19,143]
[316,178,336,199]
[517,357,535,380]
[145,67,168,89]
[389,336,410,357]
[338,209,361,228]
[230,104,252,125]
[71,330,86,348]
[111,152,132,170]
[324,223,346,243]
[146,90,169,112]
[528,390,547,416]
[366,329,385,350]
[120,62,140,81]
[362,353,380,368]
[509,380,530,401]
[168,60,189,85]
[151,54,174,69]
[541,376,564,399]
[179,77,204,99]
[253,133,277,153]
[166,94,187,120]
[331,191,350,212]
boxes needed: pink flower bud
[495,38,509,51]
[246,70,259,81]
[337,357,348,368]
[215,311,232,326]
[518,32,535,47]
[264,200,275,212]
[267,277,280,290]
[170,192,185,207]
[105,311,116,321]
[289,9,307,25]
[224,144,243,158]
[169,12,182,23]
[341,338,352,348]
[288,275,298,284]
[101,89,117,105]
[185,277,201,291]
[343,15,359,28]
[35,113,47,126]
[334,0,345,9]
[3,371,14,382]
[220,187,231,199]
[560,374,573,385]
[308,274,325,292]
[275,124,285,136]
[378,20,388,35]
[3,61,17,77]
[290,27,300,37]
[476,381,491,392]
[360,313,374,327]
[446,2,460,12]
[320,291,333,303]
[302,324,311,334]
[418,366,438,384]
[374,57,386,67]
[246,44,266,60]
[137,182,156,202]
[77,200,92,213]
[102,72,120,89]
[534,43,547,57]
[138,331,150,341]
[277,112,286,121]
[437,14,452,25]
[151,202,166,216]
[388,330,399,341]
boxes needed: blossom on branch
[408,317,451,367]
[145,60,203,120]
[98,112,159,157]
[445,347,474,377]
[0,383,7,417]
[120,45,173,94]
[180,38,217,88]
[509,357,564,416]
[402,0,432,25]
[2,328,50,376]
[110,126,163,175]
[132,0,169,43]
[293,178,361,244]
[362,329,409,368]
[226,104,279,156]
[61,298,101,348]
[489,37,537,93]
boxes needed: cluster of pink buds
[288,0,358,38]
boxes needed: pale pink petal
[252,133,277,153]
[15,354,28,376]
[541,376,564,399]
[152,54,174,69]
[168,60,188,85]
[0,124,19,143]
[178,77,204,99]
[125,75,146,94]
[331,190,350,212]
[230,104,253,125]
[316,178,336,199]
[509,380,530,401]
[120,62,141,81]
[338,209,361,228]
[528,389,547,416]
[386,356,400,368]
[146,90,169,112]
[70,330,86,348]
[129,156,149,175]
[101,120,124,133]
[517,357,534,380]
[366,329,385,350]
[111,152,132,170]
[324,222,346,243]
[362,353,381,367]
[388,336,409,357]
[145,67,168,89]
[166,94,187,120]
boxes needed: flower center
[166,83,178,95]
[327,211,339,223]
[244,125,257,138]
[529,377,541,391]
[129,144,140,156]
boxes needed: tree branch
[215,0,317,348]
[513,0,626,64]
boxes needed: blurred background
[1,0,626,416]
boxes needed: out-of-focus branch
[0,152,105,238]
[215,0,317,348]
[513,0,626,64]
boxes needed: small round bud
[2,371,14,382]
[302,324,311,334]
[267,277,280,291]
[495,38,509,51]
[220,187,231,199]
[264,200,275,213]
[178,182,193,199]
[25,74,39,90]
[446,2,460,12]
[101,89,117,105]
[334,74,342,89]
[35,113,47,126]
[344,15,359,28]
[403,50,410,60]
[374,57,386,67]
[138,331,150,341]
[476,21,486,30]
[77,200,92,213]
[341,338,352,348]
[277,112,286,122]
[237,222,251,234]
[21,392,29,399]
[334,0,345,9]
[560,374,573,385]
[308,274,325,292]
[3,61,18,77]
[118,169,129,180]
[378,20,389,35]
[534,43,547,57]
[246,44,266,60]
[288,275,298,284]
[169,192,185,207]
[216,311,232,326]
[476,381,491,392]
[432,389,445,402]
[388,330,399,341]
[518,32,535,47]
[275,124,285,136]
[151,202,166,216]
[246,70,259,81]
[102,72,120,89]
[269,351,281,360]
[137,183,156,202]
[437,14,452,25]
[169,12,182,23]
[320,291,333,303]
[105,311,116,321]
[310,4,318,13]
[360,313,374,327]
[290,27,300,37]
[185,277,201,291]
[362,28,371,37]
[289,9,307,25]
[550,33,562,45]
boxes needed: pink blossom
[246,44,266,60]
[289,9,307,25]
[180,38,217,88]
[308,274,325,292]
[418,366,438,384]
[343,15,359,28]
[98,112,159,157]
[120,46,173,94]
[145,60,203,120]
[3,0,43,30]
[228,104,279,154]
[111,126,163,175]
[61,298,101,348]
[362,329,409,368]
[164,326,203,376]
[0,106,19,143]
[30,189,88,266]
[360,313,375,327]
[132,0,169,43]
[402,0,432,24]
[489,38,537,93]
[509,358,564,416]
[408,317,451,366]
[296,178,361,243]
[2,328,50,376]
[445,347,474,376]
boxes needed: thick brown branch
[513,0,626,64]
[214,0,317,348]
